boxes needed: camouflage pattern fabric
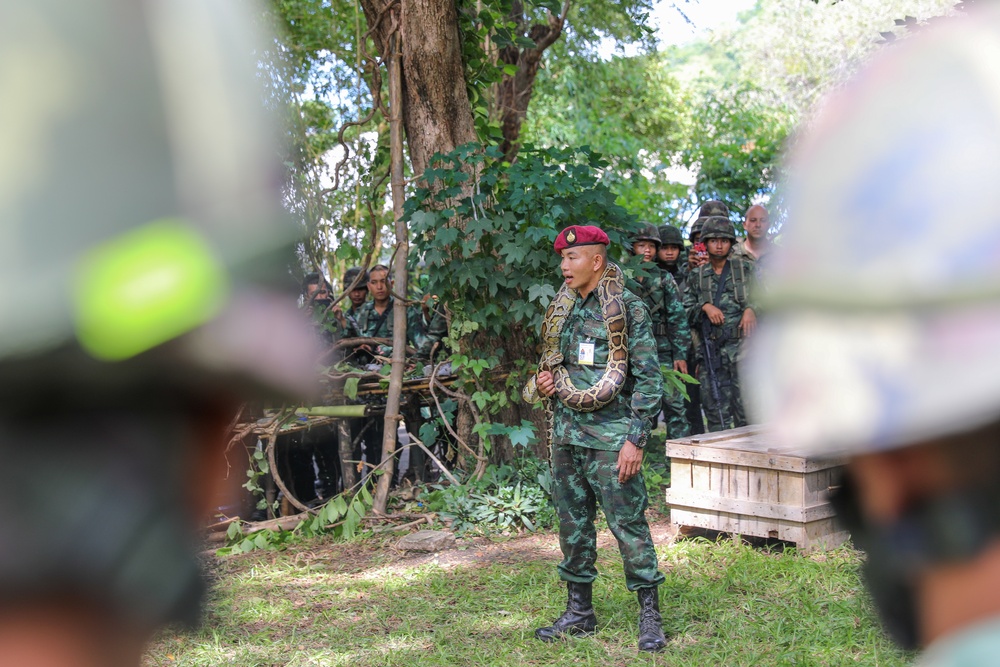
[626,268,690,440]
[551,442,665,591]
[729,239,767,264]
[550,289,662,451]
[684,258,757,432]
[349,298,446,359]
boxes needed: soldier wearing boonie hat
[534,224,669,652]
[745,7,1000,662]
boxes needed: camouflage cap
[631,224,661,246]
[658,225,683,247]
[699,217,736,242]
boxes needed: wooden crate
[665,425,849,552]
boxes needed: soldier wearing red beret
[533,225,668,652]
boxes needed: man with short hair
[532,225,668,653]
[629,225,690,440]
[731,205,771,263]
[349,264,444,361]
[746,9,1000,662]
[684,217,756,432]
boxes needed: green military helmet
[698,200,730,218]
[632,224,662,247]
[658,225,684,247]
[0,0,319,405]
[699,216,736,242]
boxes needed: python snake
[523,262,630,427]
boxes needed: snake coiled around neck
[523,262,630,413]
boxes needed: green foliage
[408,143,641,339]
[423,459,555,536]
[680,87,793,223]
[662,365,698,402]
[220,478,378,555]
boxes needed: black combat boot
[535,581,598,641]
[636,587,668,652]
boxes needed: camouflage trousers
[551,443,665,591]
[659,355,690,441]
[697,342,746,433]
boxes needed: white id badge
[578,342,595,366]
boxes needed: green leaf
[344,377,360,400]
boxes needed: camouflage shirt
[349,298,445,359]
[729,239,769,263]
[550,288,663,452]
[626,265,690,363]
[684,257,757,354]
[659,260,689,298]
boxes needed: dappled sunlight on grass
[147,530,913,666]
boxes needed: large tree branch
[497,1,571,161]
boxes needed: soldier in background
[687,200,729,273]
[730,205,771,264]
[629,225,690,440]
[303,272,337,346]
[0,2,319,665]
[685,217,756,432]
[746,8,1000,662]
[333,266,369,340]
[349,264,444,362]
[656,225,688,295]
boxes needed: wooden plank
[778,471,804,508]
[799,518,850,552]
[805,467,840,505]
[710,461,725,497]
[666,443,844,473]
[665,489,836,523]
[668,426,848,472]
[691,461,711,497]
[670,459,692,492]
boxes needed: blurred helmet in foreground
[0,0,319,406]
[746,8,1000,457]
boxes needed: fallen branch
[371,515,432,534]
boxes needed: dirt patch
[209,518,681,579]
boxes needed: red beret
[553,225,610,254]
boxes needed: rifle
[701,318,727,428]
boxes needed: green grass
[144,531,912,666]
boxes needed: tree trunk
[360,0,479,178]
[495,1,569,162]
[373,30,409,515]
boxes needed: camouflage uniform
[626,269,690,440]
[729,238,768,264]
[684,219,756,432]
[550,286,665,591]
[349,298,445,360]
